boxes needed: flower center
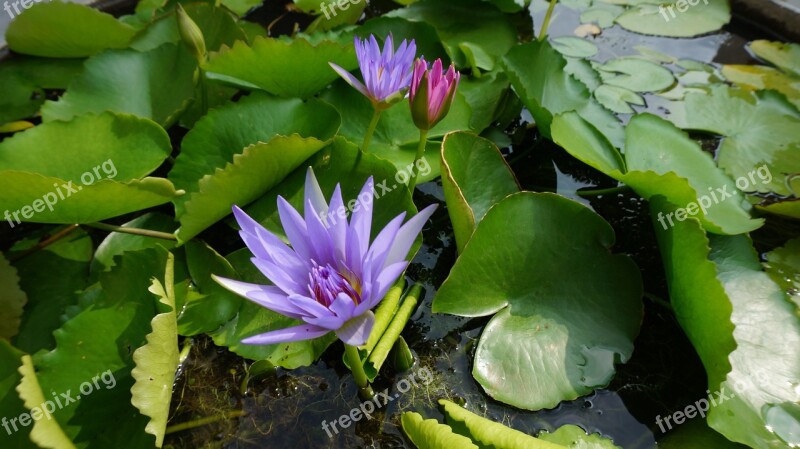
[308,263,362,308]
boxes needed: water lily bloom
[213,168,436,347]
[329,34,417,109]
[409,58,461,130]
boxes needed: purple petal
[335,311,375,346]
[305,198,336,265]
[251,257,305,295]
[330,292,357,319]
[304,167,327,217]
[349,177,374,259]
[354,261,407,315]
[277,196,313,261]
[330,62,370,98]
[383,204,437,269]
[211,275,305,319]
[363,212,406,282]
[241,324,329,345]
[287,293,333,318]
[327,184,348,263]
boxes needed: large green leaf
[721,65,800,110]
[401,412,479,449]
[668,86,800,196]
[651,197,800,449]
[502,40,624,148]
[0,112,171,180]
[0,113,180,224]
[26,248,169,448]
[174,135,328,242]
[169,93,340,217]
[9,228,92,355]
[439,399,566,448]
[0,252,27,340]
[615,0,730,38]
[210,248,337,366]
[597,57,674,93]
[130,253,179,448]
[6,2,137,58]
[386,0,516,71]
[538,424,622,448]
[433,193,643,410]
[0,56,84,123]
[551,112,762,235]
[749,40,800,78]
[205,36,357,98]
[356,17,449,64]
[42,44,197,127]
[129,3,246,53]
[319,81,473,181]
[440,132,519,253]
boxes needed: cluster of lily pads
[0,0,798,448]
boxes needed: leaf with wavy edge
[175,135,327,242]
[131,253,179,448]
[205,36,357,98]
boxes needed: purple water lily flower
[213,168,436,347]
[330,34,417,108]
[409,58,461,130]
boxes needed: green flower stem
[362,108,382,153]
[408,129,429,191]
[344,343,374,399]
[538,0,559,42]
[83,222,178,241]
[366,284,422,375]
[576,185,632,198]
[365,278,405,352]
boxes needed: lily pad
[440,131,519,253]
[597,57,675,93]
[721,64,800,110]
[175,135,328,243]
[433,192,643,410]
[503,40,624,148]
[551,36,598,58]
[387,0,516,71]
[6,2,137,58]
[616,0,730,38]
[0,56,84,123]
[42,43,197,127]
[0,113,180,224]
[651,196,800,449]
[538,424,622,448]
[205,36,357,98]
[749,40,800,77]
[668,86,800,196]
[594,84,645,114]
[552,112,763,235]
